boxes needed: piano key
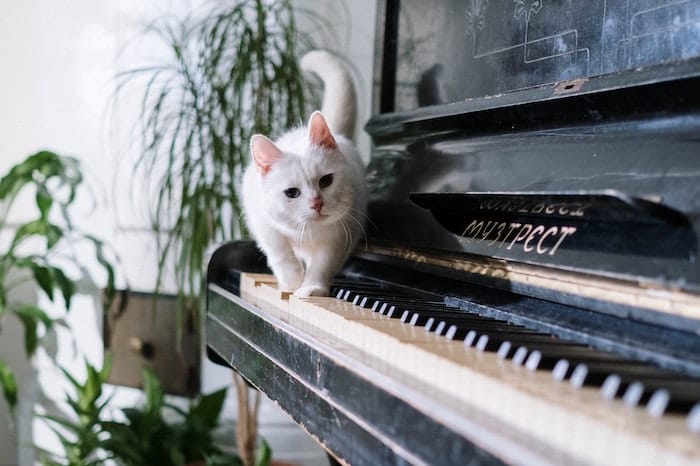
[688,404,700,433]
[525,346,638,372]
[371,300,449,315]
[555,359,666,384]
[571,362,685,390]
[494,340,594,362]
[238,275,700,463]
[602,376,700,411]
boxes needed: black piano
[206,1,700,464]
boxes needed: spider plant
[0,151,117,412]
[114,0,334,328]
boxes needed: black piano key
[468,331,565,350]
[449,325,549,345]
[496,340,580,359]
[601,375,700,409]
[567,361,680,389]
[525,347,643,374]
[526,346,627,366]
[369,299,450,315]
[468,330,559,352]
[555,358,660,382]
[605,371,698,393]
[644,388,699,416]
[687,404,700,433]
[424,314,520,333]
[409,311,513,330]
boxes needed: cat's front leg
[256,232,304,291]
[294,244,348,297]
[269,253,304,291]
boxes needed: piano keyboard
[236,272,700,465]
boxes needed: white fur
[300,50,357,137]
[241,52,366,297]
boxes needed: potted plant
[114,1,338,463]
[39,359,243,466]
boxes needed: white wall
[0,1,376,465]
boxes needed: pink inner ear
[308,111,337,150]
[250,134,282,175]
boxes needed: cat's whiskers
[344,210,368,252]
[295,220,310,247]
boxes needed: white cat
[241,50,367,297]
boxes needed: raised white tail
[300,50,356,138]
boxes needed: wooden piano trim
[363,245,700,328]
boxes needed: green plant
[41,359,242,466]
[0,151,117,412]
[114,0,325,323]
[39,358,114,466]
[102,368,239,466]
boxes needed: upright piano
[206,1,700,464]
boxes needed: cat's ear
[308,111,337,150]
[250,134,282,175]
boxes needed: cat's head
[249,111,356,230]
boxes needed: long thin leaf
[0,360,17,410]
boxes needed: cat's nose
[311,196,324,213]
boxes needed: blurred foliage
[0,151,117,412]
[40,359,241,466]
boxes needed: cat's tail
[300,50,356,138]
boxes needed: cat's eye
[284,187,301,199]
[319,173,334,189]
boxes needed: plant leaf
[29,262,55,302]
[0,360,17,410]
[255,438,272,466]
[51,266,76,309]
[188,387,227,429]
[13,305,53,355]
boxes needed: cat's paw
[293,284,329,298]
[275,265,304,291]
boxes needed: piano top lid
[376,0,700,115]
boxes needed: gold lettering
[537,226,559,254]
[500,222,521,247]
[462,220,483,238]
[488,222,507,245]
[549,226,577,255]
[481,220,497,240]
[531,203,545,214]
[507,224,533,250]
[523,225,545,252]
